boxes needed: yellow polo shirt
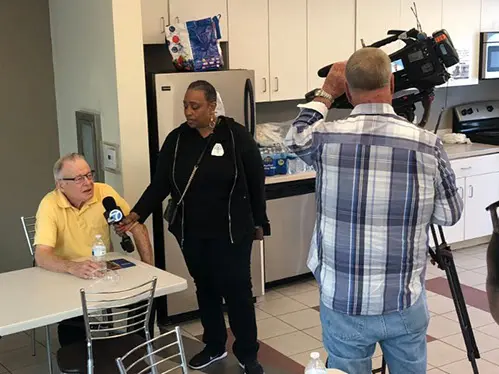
[34,183,131,260]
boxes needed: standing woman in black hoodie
[118,80,267,374]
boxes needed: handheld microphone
[102,196,135,253]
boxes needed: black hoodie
[132,116,267,246]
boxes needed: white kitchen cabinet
[141,0,168,44]
[481,0,499,31]
[356,0,402,55]
[400,0,442,35]
[268,0,307,101]
[430,177,465,248]
[307,0,355,91]
[465,173,499,240]
[169,0,228,42]
[228,0,307,102]
[227,0,270,102]
[441,0,481,86]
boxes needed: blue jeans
[320,292,429,374]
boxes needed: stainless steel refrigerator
[146,70,264,320]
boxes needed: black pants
[182,235,259,363]
[58,301,155,347]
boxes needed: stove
[453,100,499,145]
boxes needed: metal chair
[20,216,52,359]
[57,277,158,374]
[116,326,188,374]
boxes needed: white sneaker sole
[188,352,228,370]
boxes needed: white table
[0,254,187,373]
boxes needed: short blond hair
[345,48,392,92]
[53,153,85,181]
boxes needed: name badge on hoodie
[211,143,224,157]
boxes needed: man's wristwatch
[305,88,334,104]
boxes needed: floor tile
[256,296,308,316]
[302,326,322,342]
[179,319,206,337]
[277,309,321,330]
[289,289,320,308]
[481,347,499,364]
[442,306,497,328]
[272,282,317,297]
[479,323,499,339]
[254,307,272,321]
[427,316,463,339]
[427,295,458,315]
[33,325,59,354]
[454,256,488,270]
[0,342,51,371]
[262,331,322,357]
[256,290,285,303]
[474,283,487,292]
[0,332,31,354]
[426,369,448,373]
[455,270,487,287]
[0,364,7,374]
[441,330,499,353]
[290,347,327,367]
[10,360,61,374]
[426,340,467,367]
[473,265,488,275]
[256,317,296,340]
[440,357,499,373]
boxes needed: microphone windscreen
[102,196,118,211]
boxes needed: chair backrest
[81,277,158,343]
[115,326,188,374]
[20,216,36,257]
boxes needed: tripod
[373,225,481,374]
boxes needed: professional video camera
[309,27,459,128]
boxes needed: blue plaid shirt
[285,102,463,315]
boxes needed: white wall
[49,0,152,256]
[49,0,150,203]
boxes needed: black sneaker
[188,348,228,370]
[239,359,265,374]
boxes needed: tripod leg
[443,256,480,373]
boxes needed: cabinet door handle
[160,17,165,33]
[262,77,267,93]
[175,16,180,23]
[460,166,472,170]
[274,77,279,92]
[458,186,463,197]
[468,185,473,198]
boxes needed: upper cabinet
[307,0,355,91]
[227,0,270,102]
[141,0,168,44]
[268,0,307,101]
[169,0,228,42]
[481,0,499,31]
[442,0,481,86]
[228,0,307,102]
[356,0,402,55]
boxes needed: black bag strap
[175,133,214,206]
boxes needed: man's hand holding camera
[315,61,347,108]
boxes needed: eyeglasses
[61,170,95,184]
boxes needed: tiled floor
[1,244,498,373]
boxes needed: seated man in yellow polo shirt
[34,152,154,346]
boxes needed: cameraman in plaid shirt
[285,48,463,374]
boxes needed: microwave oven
[480,32,499,80]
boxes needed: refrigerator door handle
[244,78,256,136]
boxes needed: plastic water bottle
[91,234,107,270]
[305,352,326,374]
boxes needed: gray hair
[53,153,85,181]
[345,47,392,92]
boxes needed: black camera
[311,28,459,127]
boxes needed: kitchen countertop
[265,142,499,185]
